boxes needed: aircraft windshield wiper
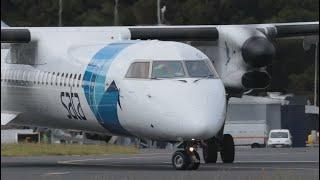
[193,74,214,83]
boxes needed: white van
[267,129,292,148]
[224,122,269,148]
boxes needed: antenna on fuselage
[58,0,63,27]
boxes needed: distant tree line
[1,0,319,104]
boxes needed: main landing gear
[203,134,235,164]
[171,134,235,170]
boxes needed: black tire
[172,150,191,170]
[188,151,200,170]
[203,139,218,163]
[220,134,235,163]
[251,143,261,148]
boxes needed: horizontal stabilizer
[1,112,19,125]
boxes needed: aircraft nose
[179,80,226,140]
[140,79,226,141]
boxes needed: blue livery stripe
[83,42,135,136]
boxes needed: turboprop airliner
[1,21,318,170]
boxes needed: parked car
[267,129,292,148]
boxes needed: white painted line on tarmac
[42,172,70,176]
[234,161,319,163]
[162,161,319,164]
[203,165,319,171]
[58,154,170,164]
[238,152,316,156]
[55,161,319,171]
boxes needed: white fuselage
[1,30,227,141]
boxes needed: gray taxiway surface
[1,147,319,180]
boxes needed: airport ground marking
[56,161,319,171]
[204,165,319,171]
[58,153,170,164]
[42,172,70,176]
[234,160,319,163]
[238,152,317,156]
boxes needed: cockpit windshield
[126,60,219,79]
[185,60,214,78]
[152,61,185,78]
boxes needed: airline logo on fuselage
[82,42,137,136]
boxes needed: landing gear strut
[203,134,235,164]
[172,142,200,170]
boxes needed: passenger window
[64,73,68,86]
[14,70,18,83]
[36,70,41,84]
[68,73,72,87]
[125,62,150,79]
[10,70,14,82]
[47,72,51,85]
[73,74,77,87]
[56,73,60,86]
[10,70,13,82]
[14,70,19,82]
[42,72,47,85]
[77,74,82,87]
[22,70,28,84]
[51,72,55,86]
[19,70,23,84]
[61,73,64,86]
[31,71,35,84]
[28,71,33,82]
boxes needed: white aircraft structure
[1,21,318,170]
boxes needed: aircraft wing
[252,22,319,38]
[128,22,319,41]
[1,22,318,43]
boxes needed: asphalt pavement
[1,147,319,180]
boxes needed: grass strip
[1,143,138,156]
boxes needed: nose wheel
[172,148,200,170]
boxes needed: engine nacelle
[242,36,275,68]
[213,26,274,92]
[241,71,271,89]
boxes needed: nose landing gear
[172,143,200,170]
[171,134,234,170]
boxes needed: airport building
[1,129,40,144]
[226,94,319,147]
[225,94,286,147]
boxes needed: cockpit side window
[125,62,150,79]
[152,61,185,78]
